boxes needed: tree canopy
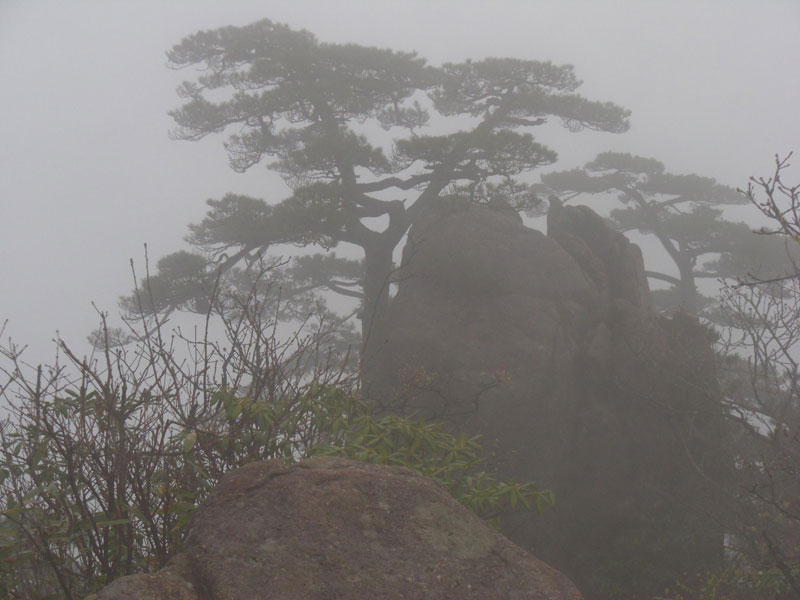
[541,152,791,315]
[130,18,631,344]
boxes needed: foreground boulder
[364,199,734,598]
[96,457,582,600]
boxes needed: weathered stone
[365,200,597,420]
[547,196,652,315]
[95,556,198,600]
[364,200,733,598]
[96,457,582,600]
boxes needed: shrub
[0,265,550,599]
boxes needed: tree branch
[645,270,681,286]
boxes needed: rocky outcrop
[364,199,733,598]
[96,457,582,600]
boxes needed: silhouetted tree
[128,19,630,350]
[542,152,790,316]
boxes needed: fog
[1,0,798,365]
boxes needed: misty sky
[1,0,798,365]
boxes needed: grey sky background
[1,0,798,366]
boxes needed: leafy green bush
[315,405,553,522]
[0,273,550,598]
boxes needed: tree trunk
[677,259,699,314]
[359,241,395,367]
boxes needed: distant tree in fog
[660,153,800,600]
[542,152,792,317]
[126,18,630,344]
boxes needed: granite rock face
[363,200,731,597]
[96,457,582,600]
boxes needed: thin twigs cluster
[0,259,356,599]
[715,154,800,597]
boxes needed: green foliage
[0,308,549,598]
[316,412,553,523]
[0,260,360,598]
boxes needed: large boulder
[363,199,733,598]
[96,457,582,600]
